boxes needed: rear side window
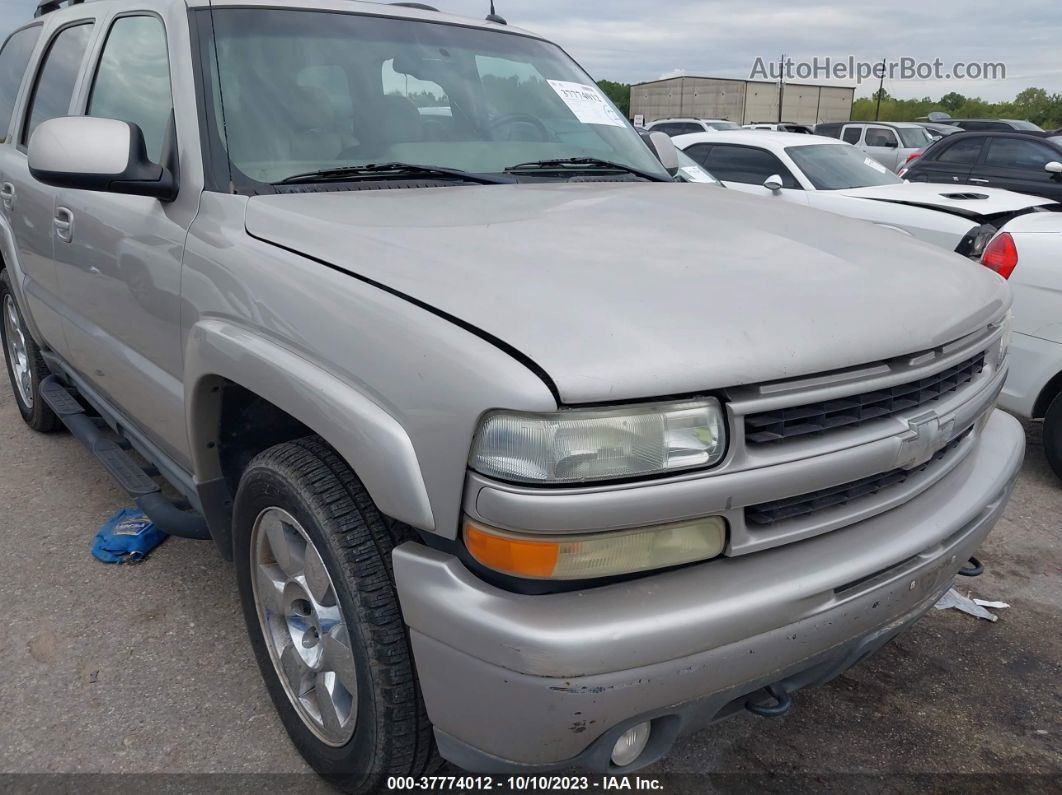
[937,137,984,164]
[841,126,861,144]
[865,127,898,147]
[701,143,800,188]
[87,16,173,163]
[984,138,1057,170]
[23,23,93,145]
[0,26,42,143]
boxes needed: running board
[39,376,211,541]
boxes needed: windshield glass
[898,127,932,147]
[785,144,903,190]
[675,150,721,184]
[204,9,667,185]
[705,121,741,130]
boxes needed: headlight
[465,516,728,580]
[469,398,726,484]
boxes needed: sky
[2,0,1060,101]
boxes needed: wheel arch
[1033,368,1062,419]
[185,320,436,559]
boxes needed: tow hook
[746,685,793,718]
[958,556,984,577]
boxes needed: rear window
[0,26,41,142]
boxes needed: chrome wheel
[3,294,32,409]
[250,507,358,746]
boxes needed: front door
[50,14,193,464]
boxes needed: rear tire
[0,271,61,433]
[233,437,438,793]
[1044,392,1062,483]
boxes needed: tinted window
[701,144,800,188]
[937,137,983,164]
[24,23,93,145]
[88,17,172,163]
[815,123,843,139]
[957,121,995,131]
[984,138,1058,170]
[0,26,42,143]
[841,126,861,144]
[683,142,713,166]
[865,127,898,147]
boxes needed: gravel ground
[0,374,1058,792]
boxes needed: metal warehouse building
[630,76,855,126]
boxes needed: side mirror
[648,131,680,175]
[29,116,177,201]
[763,174,784,192]
[1046,161,1062,176]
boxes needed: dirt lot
[0,374,1058,792]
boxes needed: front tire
[1044,392,1062,483]
[0,271,60,433]
[233,437,438,792]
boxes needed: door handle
[969,178,990,184]
[0,182,15,211]
[54,207,74,243]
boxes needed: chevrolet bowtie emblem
[896,412,955,470]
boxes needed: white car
[984,214,1062,480]
[673,130,1060,257]
[646,118,742,136]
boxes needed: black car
[943,119,1043,132]
[901,130,1062,201]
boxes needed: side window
[87,16,173,163]
[703,144,799,188]
[865,127,898,147]
[841,126,862,144]
[984,138,1057,171]
[23,23,93,145]
[0,26,42,143]
[684,143,713,167]
[676,122,702,135]
[937,137,984,164]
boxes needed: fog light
[611,722,651,767]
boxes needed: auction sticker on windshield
[864,157,889,174]
[548,80,627,127]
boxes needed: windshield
[1011,120,1043,131]
[705,121,741,131]
[785,144,903,190]
[898,127,932,147]
[204,9,667,185]
[675,150,721,184]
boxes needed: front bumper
[394,410,1025,773]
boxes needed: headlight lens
[469,399,726,484]
[464,516,728,580]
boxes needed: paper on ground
[934,587,1009,621]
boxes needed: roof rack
[35,0,86,17]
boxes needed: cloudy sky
[2,0,1059,100]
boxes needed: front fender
[185,319,435,532]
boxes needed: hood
[841,182,1054,220]
[246,183,1009,404]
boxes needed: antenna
[486,1,507,25]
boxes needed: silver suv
[0,0,1024,790]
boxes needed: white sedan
[984,214,1062,481]
[673,130,1060,258]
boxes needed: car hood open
[246,183,1009,404]
[841,182,1055,220]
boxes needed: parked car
[944,119,1043,132]
[813,121,933,171]
[673,131,1058,257]
[646,117,742,136]
[983,215,1062,480]
[915,121,963,140]
[1,0,1024,790]
[743,121,814,133]
[901,131,1062,202]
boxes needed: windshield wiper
[277,162,511,186]
[504,157,670,182]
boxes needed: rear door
[909,135,984,183]
[969,135,1062,200]
[2,19,96,358]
